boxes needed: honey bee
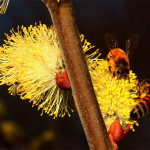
[0,0,9,14]
[105,33,139,79]
[130,79,150,120]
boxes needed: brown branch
[42,0,113,149]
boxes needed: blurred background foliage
[0,0,150,149]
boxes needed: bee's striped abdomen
[130,100,150,119]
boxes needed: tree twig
[42,0,113,149]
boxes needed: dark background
[0,0,150,149]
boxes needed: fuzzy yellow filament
[0,0,9,14]
[0,24,74,118]
[0,23,139,130]
[0,23,99,118]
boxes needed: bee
[105,33,139,79]
[130,79,150,120]
[0,0,9,14]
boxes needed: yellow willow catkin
[0,23,139,130]
[88,59,138,131]
[0,23,99,118]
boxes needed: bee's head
[116,68,129,78]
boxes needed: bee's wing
[0,0,9,14]
[140,79,150,91]
[126,34,139,60]
[105,33,119,50]
[140,79,150,85]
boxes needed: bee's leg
[113,71,116,77]
[108,120,131,143]
[56,69,71,90]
